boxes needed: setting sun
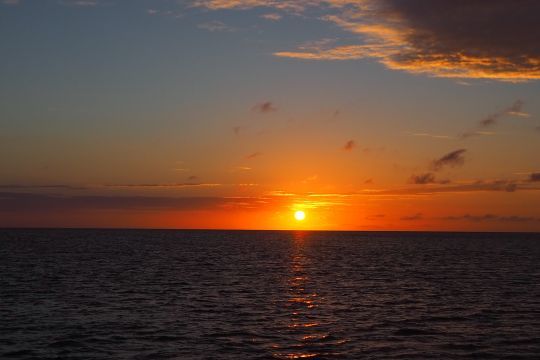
[294,210,306,221]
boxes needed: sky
[1,0,540,231]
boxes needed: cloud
[2,0,20,5]
[372,178,531,196]
[106,182,221,189]
[192,0,313,12]
[343,139,355,151]
[458,131,495,139]
[201,0,540,81]
[401,213,423,221]
[261,13,282,21]
[431,149,466,171]
[443,214,540,223]
[252,101,277,113]
[0,192,249,213]
[409,173,436,185]
[530,173,540,182]
[197,20,234,32]
[0,184,85,190]
[479,100,528,128]
[407,132,453,140]
[233,126,241,135]
[60,0,99,6]
[245,151,262,159]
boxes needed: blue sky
[2,0,540,230]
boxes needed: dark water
[1,230,540,359]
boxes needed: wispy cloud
[407,132,453,140]
[0,192,253,212]
[409,173,436,185]
[0,184,85,190]
[2,0,20,5]
[458,100,530,139]
[430,149,467,171]
[401,213,423,221]
[198,20,234,32]
[260,13,282,21]
[458,131,496,140]
[443,214,540,223]
[192,0,314,12]
[378,179,525,196]
[245,151,262,160]
[479,100,529,128]
[252,101,277,114]
[60,0,99,6]
[343,139,356,151]
[106,182,221,189]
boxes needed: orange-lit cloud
[197,20,235,32]
[200,0,540,81]
[260,13,282,21]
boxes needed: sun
[294,210,306,221]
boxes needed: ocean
[1,229,539,359]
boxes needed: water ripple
[1,229,539,359]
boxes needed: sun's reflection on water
[271,231,334,360]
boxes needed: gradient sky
[2,0,540,231]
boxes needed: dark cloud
[409,173,436,184]
[245,152,262,160]
[0,192,234,212]
[530,173,540,182]
[233,126,241,135]
[377,179,528,196]
[270,0,540,81]
[0,184,84,190]
[365,214,385,220]
[364,1,540,81]
[443,214,540,223]
[431,149,466,171]
[252,101,277,114]
[106,182,220,188]
[479,100,526,127]
[401,213,423,221]
[343,139,356,151]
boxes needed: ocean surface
[1,230,540,359]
